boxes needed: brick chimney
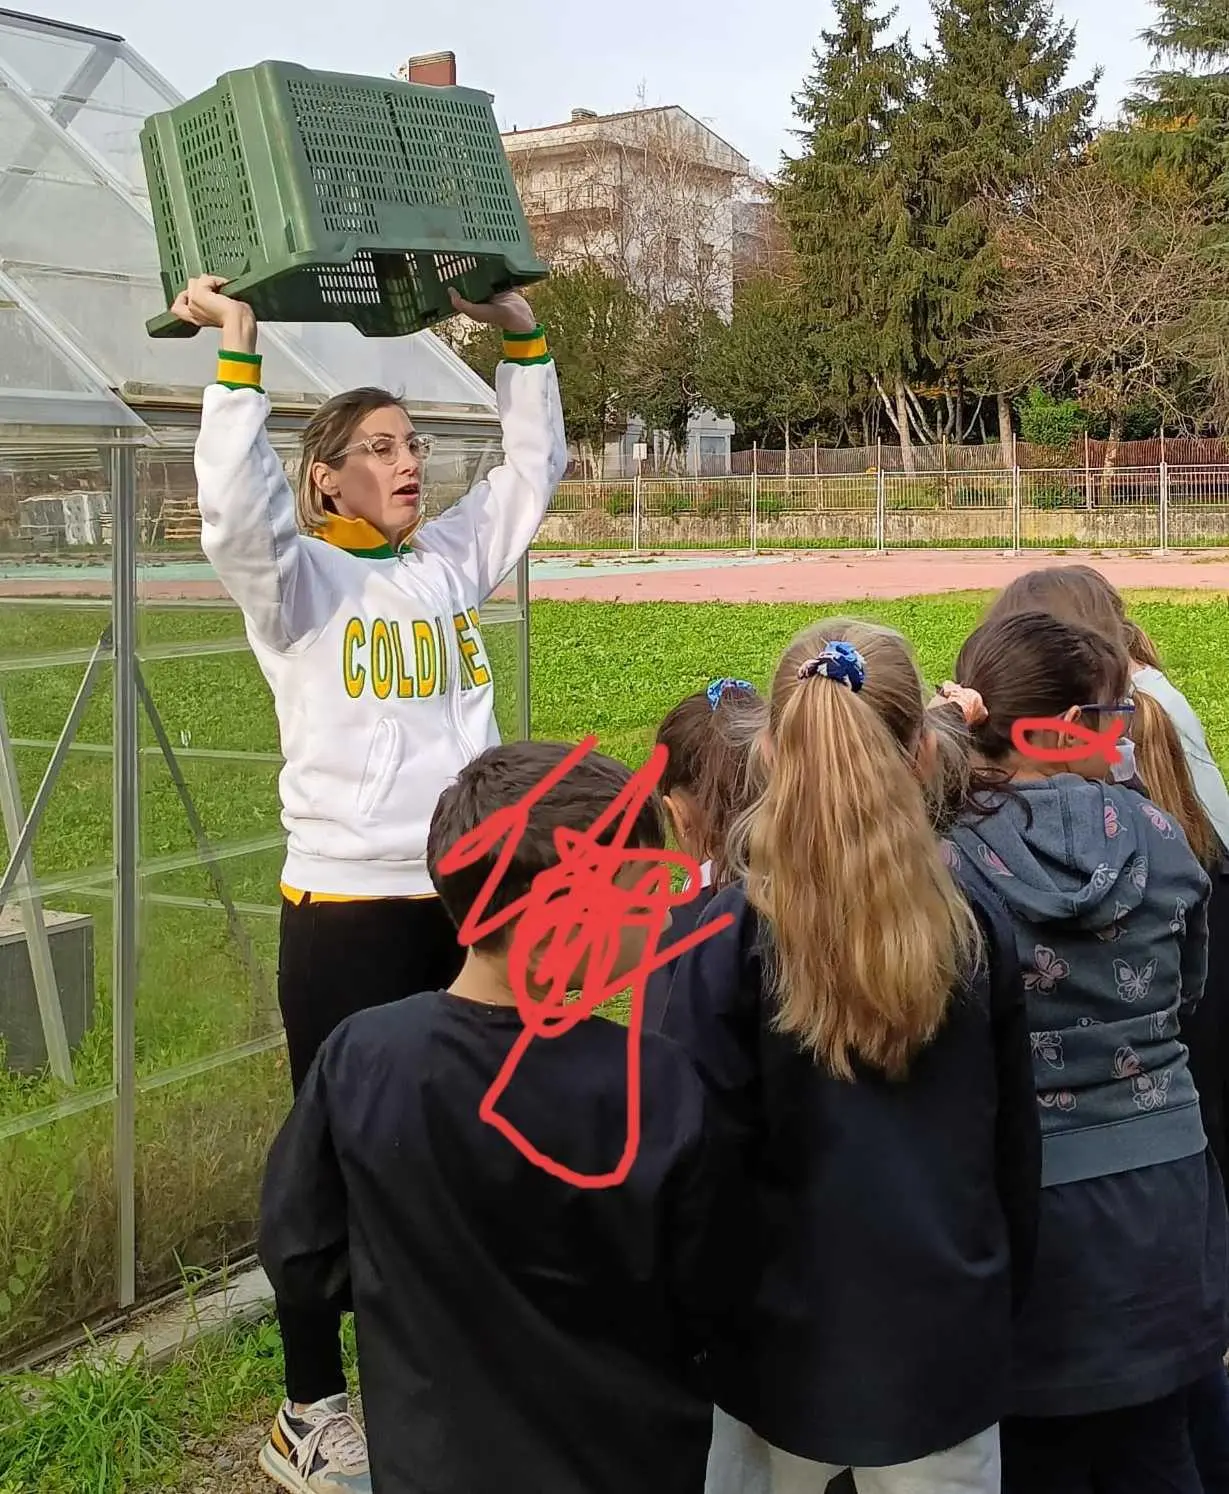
[402,51,457,87]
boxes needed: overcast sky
[42,0,1157,174]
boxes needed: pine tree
[914,0,1098,443]
[699,275,832,446]
[778,0,929,467]
[1110,0,1229,201]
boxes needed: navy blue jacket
[653,882,1040,1467]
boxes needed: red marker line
[436,736,732,1189]
[1011,715,1123,766]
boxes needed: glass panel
[0,448,115,1138]
[0,446,115,565]
[136,425,284,1065]
[55,100,148,195]
[135,1048,286,1300]
[8,267,325,402]
[45,51,170,118]
[138,860,281,1074]
[483,618,526,741]
[0,302,98,393]
[0,72,97,186]
[0,21,97,99]
[2,174,154,274]
[0,1099,117,1360]
[278,321,497,412]
[0,570,116,1129]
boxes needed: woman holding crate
[172,274,566,1494]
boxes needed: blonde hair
[1124,618,1163,669]
[1132,689,1219,866]
[735,619,980,1081]
[294,386,418,535]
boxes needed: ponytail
[735,620,979,1081]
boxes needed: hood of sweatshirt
[952,776,1152,934]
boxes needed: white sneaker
[258,1393,372,1494]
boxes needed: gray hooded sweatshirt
[949,776,1211,1188]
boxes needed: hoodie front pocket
[356,717,403,820]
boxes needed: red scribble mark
[435,735,733,1189]
[1012,716,1124,766]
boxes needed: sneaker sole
[258,1439,313,1494]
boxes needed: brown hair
[953,611,1132,764]
[987,564,1170,673]
[733,619,980,1081]
[657,683,764,887]
[1132,689,1219,865]
[295,387,414,534]
[984,564,1127,642]
[427,741,664,951]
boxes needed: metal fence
[574,433,1229,481]
[537,467,1229,553]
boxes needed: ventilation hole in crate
[281,77,523,247]
[144,130,185,286]
[178,104,251,271]
[315,255,383,307]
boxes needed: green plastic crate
[141,61,548,339]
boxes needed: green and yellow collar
[316,512,404,558]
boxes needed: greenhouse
[0,6,527,1364]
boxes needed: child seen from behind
[259,741,737,1494]
[662,619,1040,1494]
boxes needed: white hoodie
[195,351,567,897]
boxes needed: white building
[503,104,752,472]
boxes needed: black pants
[1001,1389,1202,1494]
[275,892,465,1405]
[1189,1365,1229,1494]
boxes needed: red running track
[0,552,1226,604]
[528,551,1229,604]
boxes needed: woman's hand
[448,288,537,334]
[170,274,258,354]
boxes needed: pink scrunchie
[939,682,989,727]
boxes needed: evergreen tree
[913,0,1098,442]
[778,0,929,466]
[443,267,645,471]
[1109,0,1229,202]
[699,275,833,446]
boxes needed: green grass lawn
[1,591,1228,1364]
[1,588,1228,1490]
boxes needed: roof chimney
[572,108,598,122]
[402,51,457,87]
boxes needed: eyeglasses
[329,433,433,466]
[1077,701,1136,719]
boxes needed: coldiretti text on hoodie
[341,609,492,701]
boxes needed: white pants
[706,1407,1001,1494]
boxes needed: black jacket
[260,990,740,1494]
[654,882,1040,1467]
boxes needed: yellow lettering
[343,618,365,698]
[435,617,449,694]
[413,620,437,698]
[370,619,393,700]
[390,622,414,698]
[457,608,491,688]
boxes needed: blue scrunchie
[707,677,755,710]
[797,641,866,692]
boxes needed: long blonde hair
[1132,689,1220,866]
[735,619,980,1081]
